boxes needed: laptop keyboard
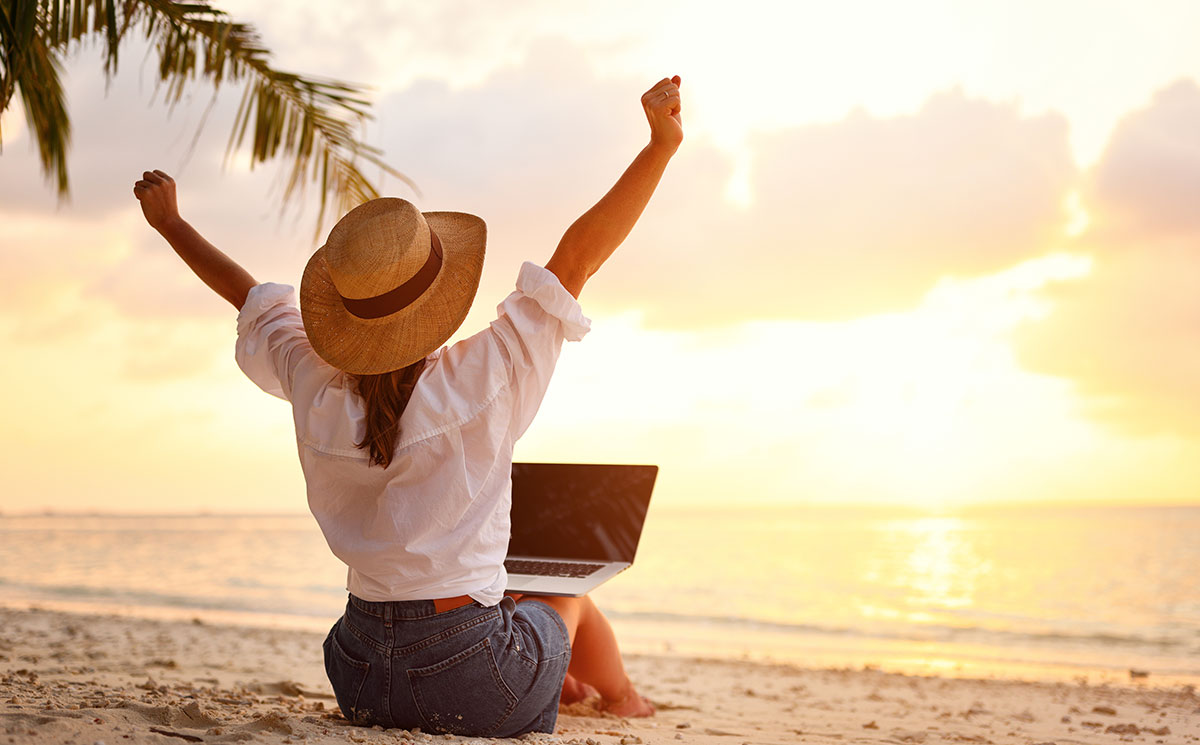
[505,559,605,579]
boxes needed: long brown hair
[350,358,427,468]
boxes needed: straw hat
[300,198,486,375]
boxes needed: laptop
[504,462,658,596]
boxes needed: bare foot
[560,673,600,705]
[601,683,655,717]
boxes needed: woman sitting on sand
[132,75,683,736]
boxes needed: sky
[2,0,1200,513]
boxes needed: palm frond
[0,3,18,147]
[0,0,71,189]
[17,28,71,191]
[2,0,413,238]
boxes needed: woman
[133,75,682,737]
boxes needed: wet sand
[1,606,1195,745]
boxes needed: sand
[0,606,1195,745]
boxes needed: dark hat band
[339,230,443,320]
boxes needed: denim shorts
[323,594,572,737]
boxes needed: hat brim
[300,210,486,375]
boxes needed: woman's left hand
[133,170,181,232]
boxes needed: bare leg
[520,595,654,717]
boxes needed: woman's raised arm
[544,75,683,299]
[134,170,259,310]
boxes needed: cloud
[617,89,1076,325]
[1014,79,1200,436]
[365,42,1078,330]
[218,0,669,91]
[1086,80,1200,241]
[6,32,1082,339]
[735,91,1075,317]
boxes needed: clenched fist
[642,75,683,155]
[133,169,181,232]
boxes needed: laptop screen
[508,462,657,563]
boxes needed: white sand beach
[1,606,1195,745]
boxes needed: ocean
[1,505,1197,685]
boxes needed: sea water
[1,505,1196,684]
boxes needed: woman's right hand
[642,75,683,155]
[133,169,182,233]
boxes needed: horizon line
[3,501,1199,518]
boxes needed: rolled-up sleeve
[490,262,592,438]
[234,283,315,401]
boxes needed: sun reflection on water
[866,516,993,627]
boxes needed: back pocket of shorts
[408,638,517,735]
[323,629,372,724]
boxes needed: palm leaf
[0,0,71,189]
[1,0,413,238]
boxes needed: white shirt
[234,261,591,606]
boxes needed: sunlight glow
[897,517,981,612]
[722,148,753,209]
[1064,190,1091,237]
[517,252,1144,511]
